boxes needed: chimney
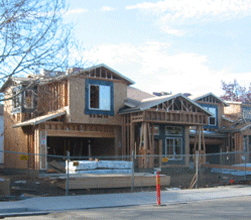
[66,67,83,75]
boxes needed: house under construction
[0,64,250,171]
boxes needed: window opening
[13,91,21,108]
[89,84,111,111]
[24,90,34,109]
[165,137,182,160]
[203,106,217,126]
[150,125,159,135]
[90,85,99,109]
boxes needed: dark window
[165,138,182,160]
[150,125,159,135]
[13,91,22,108]
[165,126,182,135]
[24,90,34,109]
[90,85,99,109]
[209,117,216,125]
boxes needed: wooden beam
[151,123,154,152]
[122,115,126,156]
[46,130,115,138]
[130,114,134,155]
[139,123,143,150]
[143,122,147,150]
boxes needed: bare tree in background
[220,80,251,103]
[0,0,70,83]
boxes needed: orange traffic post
[156,171,161,205]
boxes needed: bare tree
[220,80,251,103]
[0,0,70,83]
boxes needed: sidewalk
[1,185,251,217]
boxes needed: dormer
[67,64,134,124]
[190,93,229,129]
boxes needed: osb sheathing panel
[4,87,14,115]
[4,108,28,169]
[224,104,241,119]
[68,77,127,125]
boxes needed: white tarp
[66,160,133,174]
[97,160,132,169]
[69,169,132,174]
[66,161,98,171]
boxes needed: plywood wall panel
[69,77,127,125]
[224,104,241,120]
[4,107,28,169]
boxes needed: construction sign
[162,158,169,163]
[20,155,29,161]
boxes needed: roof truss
[150,96,206,114]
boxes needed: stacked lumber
[57,173,171,190]
[48,160,65,173]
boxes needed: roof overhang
[222,115,234,123]
[119,93,213,116]
[82,64,135,85]
[0,78,12,93]
[191,92,229,106]
[13,109,66,128]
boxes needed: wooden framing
[38,80,68,116]
[122,95,211,169]
[5,65,249,171]
[193,126,206,164]
[196,95,222,104]
[130,109,208,126]
[41,122,115,138]
[2,64,133,170]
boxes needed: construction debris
[48,160,65,173]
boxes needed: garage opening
[47,136,115,162]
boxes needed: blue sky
[65,0,251,96]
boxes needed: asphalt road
[5,196,251,220]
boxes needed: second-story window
[90,85,111,110]
[13,91,22,108]
[85,79,114,116]
[24,90,34,109]
[208,107,216,126]
[12,86,22,109]
[203,106,217,126]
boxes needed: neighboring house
[188,93,229,164]
[0,104,4,167]
[219,101,251,158]
[189,95,251,164]
[120,92,212,168]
